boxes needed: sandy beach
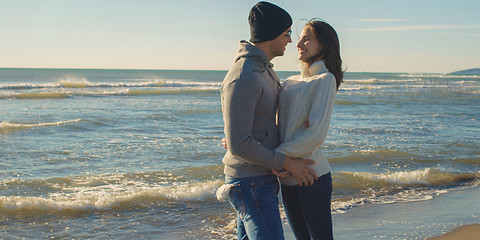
[427,224,480,240]
[284,185,480,239]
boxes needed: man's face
[269,27,292,58]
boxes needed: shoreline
[427,224,480,240]
[283,184,480,239]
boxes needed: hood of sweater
[300,60,328,78]
[235,40,273,71]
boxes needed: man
[219,2,317,239]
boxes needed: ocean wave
[397,73,480,79]
[0,171,223,215]
[335,100,365,105]
[331,168,479,213]
[340,128,409,135]
[127,88,218,95]
[330,146,480,166]
[344,78,381,84]
[0,167,478,217]
[334,168,478,188]
[343,78,430,85]
[0,90,126,99]
[6,92,69,99]
[5,77,475,99]
[176,108,222,115]
[0,88,219,99]
[0,79,220,90]
[331,188,447,213]
[0,119,83,134]
[329,149,418,164]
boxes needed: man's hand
[223,137,315,186]
[222,137,228,150]
[272,169,291,178]
[283,156,317,186]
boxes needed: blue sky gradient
[1,0,479,73]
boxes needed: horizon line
[1,66,467,74]
[350,24,480,32]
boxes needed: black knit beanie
[249,1,292,43]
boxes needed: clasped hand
[221,137,317,186]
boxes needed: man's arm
[222,78,285,170]
[221,137,317,186]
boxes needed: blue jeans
[281,173,333,240]
[225,175,284,240]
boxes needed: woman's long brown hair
[304,19,344,90]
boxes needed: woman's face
[296,26,322,62]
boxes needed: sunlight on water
[0,68,479,239]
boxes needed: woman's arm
[276,75,337,158]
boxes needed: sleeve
[275,75,336,158]
[222,77,285,170]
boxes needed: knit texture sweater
[220,41,286,178]
[276,60,337,186]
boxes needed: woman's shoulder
[285,74,301,81]
[303,73,336,95]
[305,72,336,86]
[281,74,301,87]
[283,72,335,89]
[310,71,335,80]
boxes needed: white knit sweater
[275,60,337,186]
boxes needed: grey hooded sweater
[220,41,286,178]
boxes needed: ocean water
[0,68,479,239]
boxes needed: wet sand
[283,185,480,239]
[427,224,480,240]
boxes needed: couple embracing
[218,2,343,239]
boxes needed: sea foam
[335,168,478,188]
[0,119,82,134]
[331,168,479,212]
[0,172,223,215]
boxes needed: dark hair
[304,19,344,89]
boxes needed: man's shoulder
[224,60,266,86]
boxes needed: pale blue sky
[1,0,479,73]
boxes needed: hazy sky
[1,0,479,73]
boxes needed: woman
[274,19,343,240]
[221,19,343,239]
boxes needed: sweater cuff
[271,151,286,170]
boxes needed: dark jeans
[281,172,333,240]
[226,174,284,240]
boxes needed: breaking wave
[0,119,83,134]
